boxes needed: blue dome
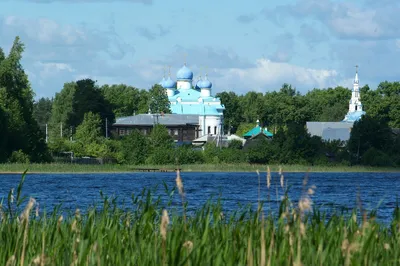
[200,77,212,89]
[176,65,193,80]
[158,77,166,87]
[164,77,176,89]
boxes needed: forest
[1,37,400,166]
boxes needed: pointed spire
[354,65,359,84]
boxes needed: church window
[207,126,211,134]
[214,126,217,135]
[355,106,358,111]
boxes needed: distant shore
[0,163,399,174]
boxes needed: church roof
[243,126,273,138]
[343,110,366,123]
[114,114,199,126]
[170,104,223,115]
[306,122,353,141]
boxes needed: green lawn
[0,163,399,173]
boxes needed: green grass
[0,163,399,173]
[0,172,400,265]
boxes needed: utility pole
[60,123,63,138]
[45,124,48,143]
[70,126,73,141]
[105,117,108,138]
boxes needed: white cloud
[211,58,338,94]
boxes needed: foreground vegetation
[1,171,400,265]
[0,163,399,173]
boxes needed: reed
[0,171,399,265]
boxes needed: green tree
[348,115,392,164]
[146,124,174,164]
[33,97,53,133]
[73,112,109,158]
[0,36,50,162]
[101,84,141,117]
[121,130,149,164]
[148,84,170,114]
[216,91,242,133]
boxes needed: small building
[112,114,201,143]
[306,66,366,142]
[243,120,274,149]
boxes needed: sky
[0,0,399,98]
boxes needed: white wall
[204,115,223,136]
[177,81,191,90]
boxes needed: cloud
[298,23,329,49]
[269,33,295,62]
[0,15,136,97]
[236,14,256,24]
[212,58,339,94]
[262,0,400,40]
[136,25,170,41]
[8,0,152,4]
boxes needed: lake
[0,171,399,223]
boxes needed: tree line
[1,37,399,166]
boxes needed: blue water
[0,172,399,223]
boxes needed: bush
[9,150,30,163]
[361,148,393,167]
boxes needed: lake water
[0,171,399,223]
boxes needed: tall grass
[0,170,399,265]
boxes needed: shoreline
[0,163,399,174]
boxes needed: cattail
[278,166,282,176]
[5,255,16,266]
[266,166,271,189]
[160,209,169,241]
[299,197,312,212]
[21,197,36,221]
[35,202,39,218]
[176,169,184,196]
[300,222,306,236]
[384,243,390,250]
[182,241,193,252]
[57,215,63,230]
[280,174,284,189]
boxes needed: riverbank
[0,163,399,174]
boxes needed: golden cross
[355,65,358,73]
[205,66,208,77]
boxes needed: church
[113,63,225,141]
[306,66,366,141]
[159,64,225,136]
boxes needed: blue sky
[0,0,399,98]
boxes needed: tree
[0,36,50,162]
[216,91,242,133]
[148,84,170,114]
[74,112,109,158]
[348,115,392,163]
[146,124,174,164]
[49,79,115,141]
[121,130,149,164]
[33,97,53,133]
[101,84,141,117]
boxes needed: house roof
[243,126,273,138]
[306,121,353,141]
[113,114,199,126]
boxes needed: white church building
[159,64,225,137]
[307,66,366,141]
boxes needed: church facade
[159,64,225,137]
[307,67,366,141]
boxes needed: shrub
[9,150,30,163]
